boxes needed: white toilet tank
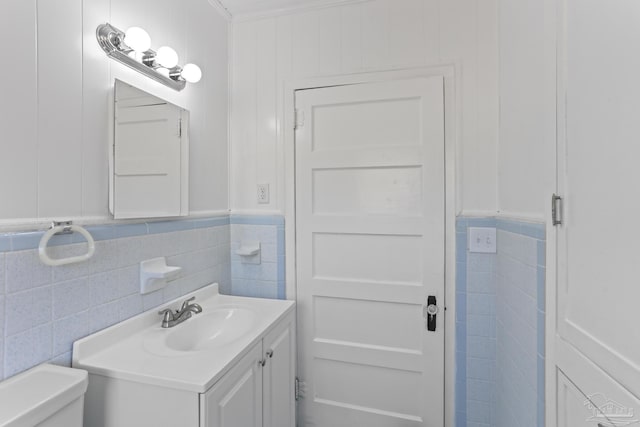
[0,364,88,427]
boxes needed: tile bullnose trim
[230,214,285,226]
[0,215,232,253]
[458,215,546,240]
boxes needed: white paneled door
[295,77,445,426]
[555,0,640,423]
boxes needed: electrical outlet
[257,184,270,204]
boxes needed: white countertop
[72,284,294,393]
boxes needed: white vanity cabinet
[73,284,295,427]
[201,315,295,427]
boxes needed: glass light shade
[156,46,179,68]
[124,27,151,52]
[181,63,202,83]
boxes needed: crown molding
[208,0,233,21]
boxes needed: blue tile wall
[229,215,286,300]
[457,217,545,427]
[0,216,231,380]
[495,220,545,427]
[1,209,544,422]
[456,217,498,427]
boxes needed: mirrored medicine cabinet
[110,80,189,219]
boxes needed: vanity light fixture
[96,23,202,91]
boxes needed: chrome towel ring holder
[38,221,96,267]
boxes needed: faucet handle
[158,308,175,322]
[158,308,176,328]
[180,296,196,310]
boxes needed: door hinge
[294,109,304,130]
[295,377,302,401]
[552,194,563,226]
[178,118,182,138]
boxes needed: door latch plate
[424,296,438,332]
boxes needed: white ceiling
[216,0,356,18]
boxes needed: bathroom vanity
[72,284,295,427]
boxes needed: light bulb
[124,27,151,53]
[156,67,170,78]
[156,46,179,68]
[181,63,202,83]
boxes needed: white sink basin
[164,307,257,352]
[72,284,295,393]
[143,305,259,357]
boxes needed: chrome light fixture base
[96,23,187,92]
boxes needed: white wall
[229,0,499,214]
[497,0,556,220]
[0,0,229,225]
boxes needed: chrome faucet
[158,296,203,328]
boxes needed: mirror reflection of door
[111,80,189,219]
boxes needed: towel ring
[38,223,96,266]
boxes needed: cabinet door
[556,0,640,414]
[201,343,263,427]
[263,315,295,427]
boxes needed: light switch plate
[468,227,497,253]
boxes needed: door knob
[424,296,438,332]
